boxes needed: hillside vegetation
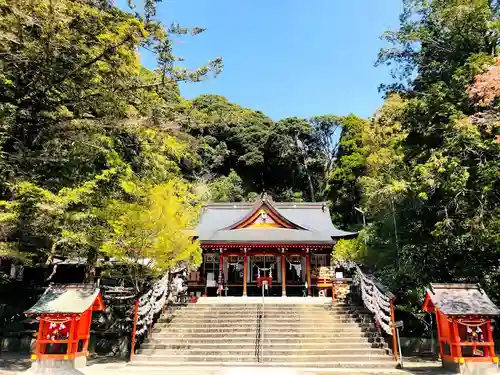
[0,0,499,308]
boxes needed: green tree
[206,170,246,202]
[325,115,369,229]
[0,0,221,191]
[360,0,500,299]
[0,0,219,280]
[100,180,201,291]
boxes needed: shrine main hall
[187,194,356,297]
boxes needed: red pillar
[67,316,77,357]
[390,298,399,362]
[130,300,139,361]
[34,317,45,358]
[435,309,445,360]
[281,253,286,296]
[453,320,462,358]
[331,282,336,304]
[306,252,311,296]
[486,320,494,357]
[218,250,223,296]
[243,250,247,297]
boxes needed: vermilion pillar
[243,250,247,297]
[281,253,286,296]
[453,320,462,358]
[390,298,399,362]
[306,252,311,296]
[218,250,223,296]
[435,308,445,360]
[487,320,494,357]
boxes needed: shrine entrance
[249,255,280,297]
[285,254,306,297]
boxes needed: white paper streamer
[134,274,169,337]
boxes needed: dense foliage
[0,0,353,288]
[331,0,500,307]
[0,0,218,283]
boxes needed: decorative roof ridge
[202,201,329,209]
[203,202,254,207]
[430,283,481,292]
[48,283,98,289]
[274,202,328,208]
[218,227,318,232]
[223,197,309,231]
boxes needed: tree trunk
[84,248,99,283]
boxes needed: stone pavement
[0,355,463,375]
[66,361,457,375]
[0,353,31,374]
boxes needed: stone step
[131,354,392,364]
[137,347,386,356]
[180,306,366,312]
[128,360,397,369]
[115,365,403,374]
[179,306,348,314]
[156,320,374,327]
[138,302,390,370]
[165,305,365,311]
[145,336,384,345]
[155,319,375,328]
[174,326,376,334]
[152,327,377,335]
[176,307,370,314]
[160,317,373,323]
[180,307,356,312]
[159,315,371,323]
[184,303,355,308]
[161,314,374,321]
[150,330,379,338]
[156,323,373,330]
[179,305,358,311]
[171,313,364,319]
[184,303,351,306]
[159,316,371,322]
[178,309,348,314]
[179,311,367,316]
[140,341,377,350]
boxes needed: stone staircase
[131,301,396,369]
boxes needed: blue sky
[137,0,402,121]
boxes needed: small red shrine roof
[423,283,500,316]
[25,283,104,315]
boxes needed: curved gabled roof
[25,284,104,315]
[423,283,500,316]
[195,196,357,246]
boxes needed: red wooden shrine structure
[423,283,500,368]
[189,194,357,297]
[25,284,104,361]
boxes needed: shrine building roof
[25,284,103,315]
[423,283,500,316]
[195,194,357,246]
